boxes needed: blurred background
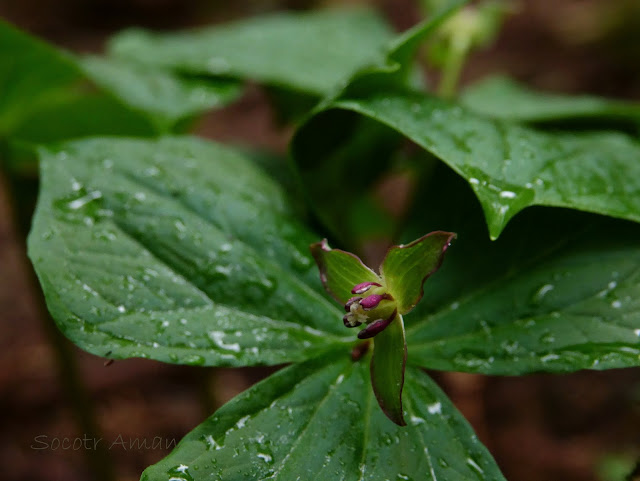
[1,1,639,480]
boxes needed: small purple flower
[342,287,395,335]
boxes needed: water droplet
[541,353,559,362]
[540,332,555,344]
[611,300,622,309]
[499,190,516,199]
[467,458,484,475]
[501,340,520,354]
[427,401,442,415]
[409,415,425,425]
[533,283,554,303]
[257,452,273,464]
[209,331,241,352]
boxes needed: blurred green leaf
[0,20,242,149]
[109,7,395,96]
[462,75,640,124]
[0,19,80,136]
[79,56,243,131]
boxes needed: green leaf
[381,231,456,314]
[310,239,381,304]
[9,95,157,144]
[461,75,640,124]
[79,56,243,130]
[141,353,506,481]
[0,19,80,136]
[295,91,640,239]
[0,20,240,147]
[401,164,640,374]
[109,7,395,96]
[370,314,407,426]
[28,136,350,366]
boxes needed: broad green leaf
[0,20,240,147]
[109,7,395,96]
[295,91,640,239]
[9,95,157,144]
[402,164,640,374]
[310,239,380,304]
[0,19,80,136]
[79,56,243,131]
[141,353,506,481]
[370,314,407,426]
[462,75,640,124]
[28,137,350,366]
[381,231,456,314]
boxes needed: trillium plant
[311,232,456,426]
[4,0,640,479]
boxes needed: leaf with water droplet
[296,92,640,240]
[401,166,640,374]
[140,353,506,481]
[29,137,350,366]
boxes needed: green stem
[437,35,471,99]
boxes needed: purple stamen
[360,294,386,310]
[357,312,396,339]
[351,282,381,295]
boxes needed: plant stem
[437,34,471,99]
